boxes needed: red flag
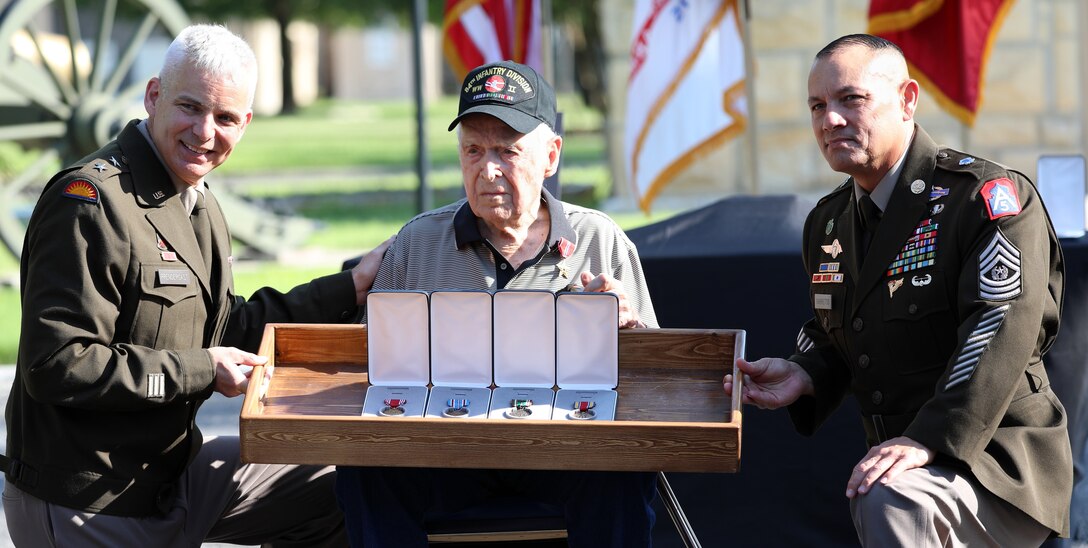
[443,0,542,81]
[868,0,1016,126]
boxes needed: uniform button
[500,263,508,270]
[340,310,351,320]
[852,318,864,332]
[871,391,884,405]
[908,304,918,314]
[937,151,949,159]
[858,354,870,369]
[822,316,830,329]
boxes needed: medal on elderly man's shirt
[569,400,597,420]
[379,398,407,417]
[442,398,471,418]
[504,398,534,419]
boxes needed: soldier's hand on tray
[579,271,645,329]
[209,346,270,398]
[723,357,814,409]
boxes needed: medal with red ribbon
[379,398,408,417]
[570,400,597,420]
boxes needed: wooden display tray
[240,324,744,473]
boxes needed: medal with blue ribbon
[442,397,471,418]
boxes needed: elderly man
[724,34,1071,545]
[3,24,388,546]
[334,60,658,547]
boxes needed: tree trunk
[273,0,296,114]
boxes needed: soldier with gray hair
[2,24,388,546]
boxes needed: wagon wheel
[0,0,190,260]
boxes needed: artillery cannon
[0,0,315,261]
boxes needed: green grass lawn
[0,95,677,363]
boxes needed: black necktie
[858,194,882,252]
[190,191,213,271]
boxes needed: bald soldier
[725,34,1071,545]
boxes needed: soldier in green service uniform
[724,34,1071,546]
[3,24,389,546]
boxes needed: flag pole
[412,0,432,213]
[738,0,759,195]
[541,0,554,85]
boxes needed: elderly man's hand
[351,235,395,305]
[579,272,644,329]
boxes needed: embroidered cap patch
[980,178,1021,220]
[62,179,99,204]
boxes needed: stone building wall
[600,0,1084,208]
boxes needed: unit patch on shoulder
[62,179,99,204]
[980,178,1021,220]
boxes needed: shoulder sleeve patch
[980,177,1020,220]
[61,179,100,204]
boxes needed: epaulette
[935,147,1000,175]
[73,156,124,180]
[55,153,125,206]
[936,146,1023,186]
[815,178,852,207]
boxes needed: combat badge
[821,239,843,259]
[62,179,99,204]
[887,278,903,298]
[980,178,1021,220]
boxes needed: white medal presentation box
[490,290,557,420]
[552,291,619,421]
[241,324,746,474]
[425,291,493,419]
[362,291,430,418]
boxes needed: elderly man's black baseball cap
[447,60,556,134]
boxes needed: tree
[178,0,388,114]
[177,0,607,115]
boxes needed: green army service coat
[787,126,1071,536]
[7,120,359,516]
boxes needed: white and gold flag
[625,0,747,212]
